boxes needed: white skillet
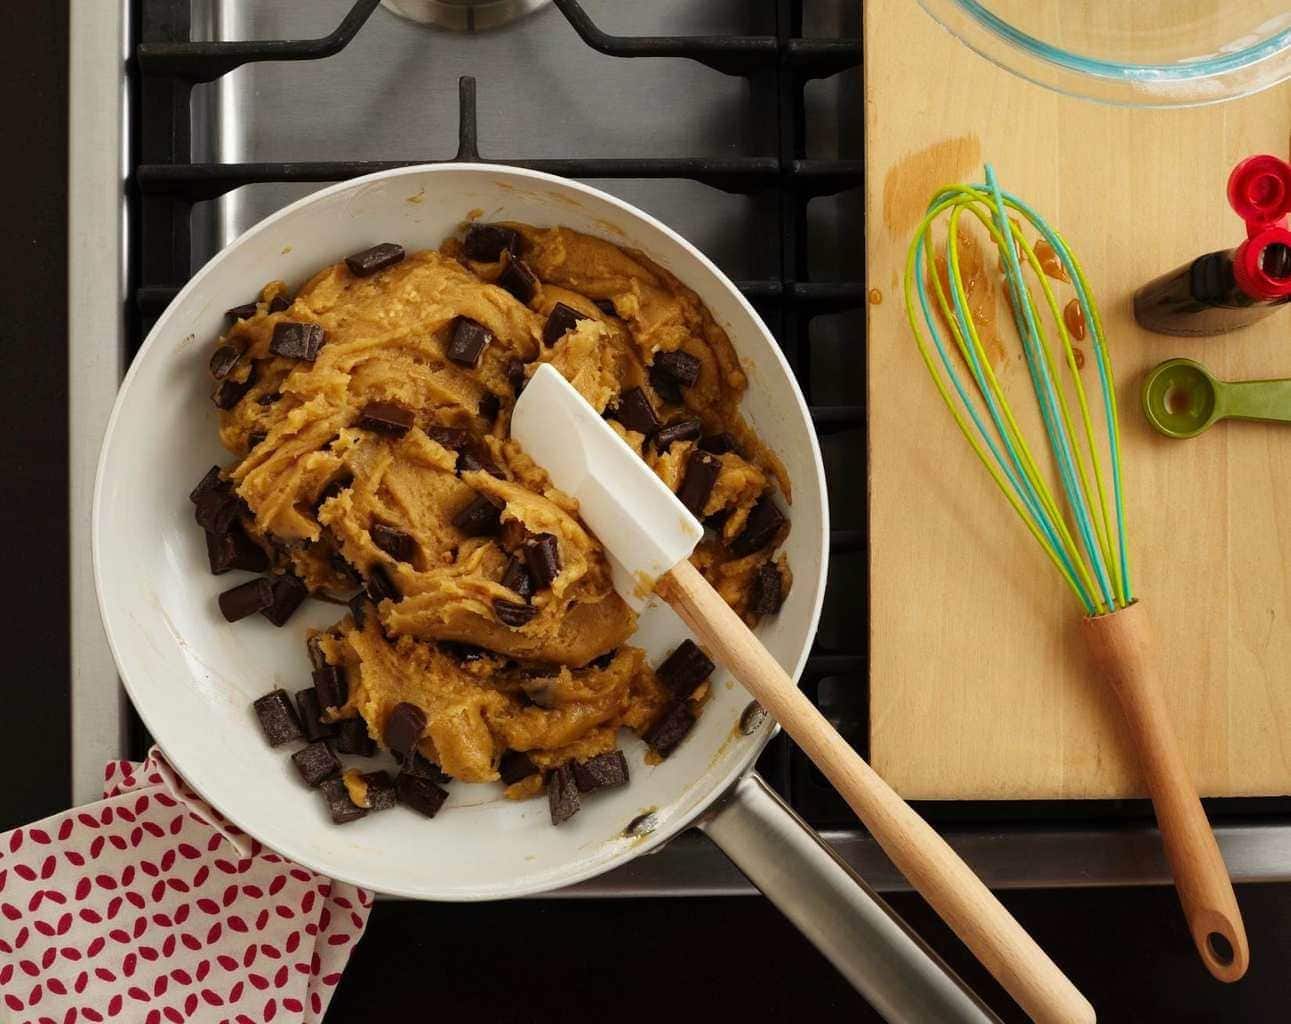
[93,165,994,1022]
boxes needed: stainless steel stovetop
[68,0,1291,897]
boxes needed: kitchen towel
[0,749,370,1024]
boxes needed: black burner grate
[129,0,868,825]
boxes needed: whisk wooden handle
[1082,602,1248,982]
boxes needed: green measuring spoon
[1142,358,1291,439]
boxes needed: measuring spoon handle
[1217,377,1291,425]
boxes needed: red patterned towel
[0,749,371,1023]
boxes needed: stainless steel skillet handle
[699,774,1000,1024]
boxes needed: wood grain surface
[865,0,1291,799]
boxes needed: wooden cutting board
[865,0,1291,799]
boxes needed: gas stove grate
[129,0,870,826]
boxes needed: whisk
[903,165,1248,982]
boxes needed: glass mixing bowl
[917,1,1291,107]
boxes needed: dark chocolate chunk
[438,640,487,665]
[294,688,335,744]
[396,772,449,818]
[256,391,281,406]
[426,425,468,451]
[698,432,738,455]
[703,509,730,534]
[209,343,244,380]
[446,317,494,368]
[644,701,696,758]
[384,702,427,765]
[457,440,502,477]
[648,364,683,406]
[548,764,581,826]
[657,639,715,697]
[194,483,244,536]
[452,494,502,537]
[269,321,325,361]
[499,750,539,785]
[494,599,538,628]
[212,366,257,410]
[345,242,405,277]
[356,401,414,437]
[348,593,372,630]
[498,257,538,304]
[676,450,721,517]
[405,753,452,785]
[312,664,348,711]
[189,465,225,505]
[524,533,561,590]
[312,473,353,517]
[365,562,401,604]
[653,350,701,388]
[371,524,415,564]
[500,556,534,600]
[205,525,268,576]
[320,778,367,825]
[219,577,275,622]
[653,418,702,452]
[730,495,787,557]
[307,634,330,672]
[291,741,340,787]
[359,771,398,811]
[593,298,616,316]
[543,302,588,346]
[612,387,661,436]
[498,519,529,552]
[441,640,485,661]
[750,560,785,616]
[252,689,303,747]
[478,392,501,420]
[225,301,258,322]
[268,294,292,314]
[328,551,361,586]
[589,649,618,670]
[505,357,527,395]
[463,223,521,262]
[334,717,376,758]
[573,751,629,793]
[260,574,308,627]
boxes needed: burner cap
[381,0,551,32]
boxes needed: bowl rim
[918,0,1291,107]
[91,162,831,898]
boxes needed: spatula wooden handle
[1081,602,1248,982]
[660,558,1095,1024]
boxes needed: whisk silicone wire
[902,166,1131,615]
[992,178,1131,608]
[914,203,1099,611]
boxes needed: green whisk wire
[902,165,1131,615]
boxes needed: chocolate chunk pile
[247,633,711,829]
[191,466,309,628]
[253,639,450,826]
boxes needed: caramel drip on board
[1063,298,1087,340]
[1035,239,1070,283]
[930,224,1003,369]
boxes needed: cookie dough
[209,222,790,787]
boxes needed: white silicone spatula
[513,364,1094,1024]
